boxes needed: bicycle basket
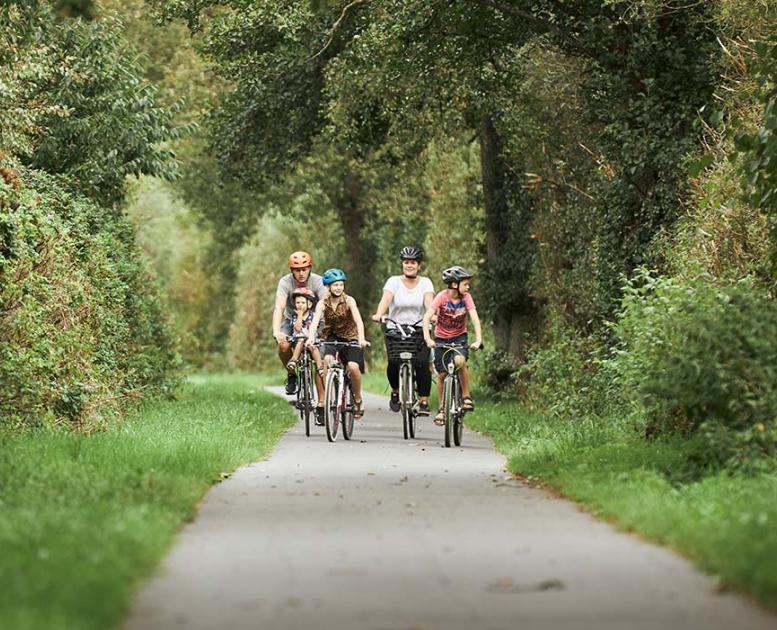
[385,330,426,361]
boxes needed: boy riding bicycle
[306,268,370,419]
[422,266,483,426]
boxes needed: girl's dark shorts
[433,333,469,373]
[322,337,365,373]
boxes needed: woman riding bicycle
[423,265,483,426]
[371,246,434,417]
[307,268,369,419]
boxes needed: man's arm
[271,292,287,343]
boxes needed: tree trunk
[479,115,538,361]
[327,168,374,312]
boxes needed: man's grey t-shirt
[276,273,327,319]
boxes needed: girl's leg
[456,355,470,398]
[290,340,304,363]
[348,362,362,401]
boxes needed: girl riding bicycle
[306,268,369,419]
[422,266,483,426]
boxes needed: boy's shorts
[322,337,365,373]
[433,333,469,373]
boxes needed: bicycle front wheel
[399,362,411,440]
[324,368,340,442]
[442,375,454,448]
[298,366,311,437]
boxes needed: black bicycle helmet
[441,265,474,285]
[399,246,424,262]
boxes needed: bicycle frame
[291,333,316,437]
[383,318,424,439]
[436,342,467,448]
[320,340,360,442]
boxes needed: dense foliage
[1,3,180,427]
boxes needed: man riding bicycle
[272,252,327,416]
[372,246,434,417]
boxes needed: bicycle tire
[453,376,464,446]
[299,366,311,437]
[407,364,417,438]
[341,379,355,440]
[442,375,453,448]
[324,368,340,442]
[399,362,411,440]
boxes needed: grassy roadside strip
[464,398,777,610]
[0,373,294,630]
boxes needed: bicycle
[289,333,317,437]
[319,340,362,443]
[383,318,426,440]
[435,341,482,448]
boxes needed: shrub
[0,162,178,429]
[608,269,777,471]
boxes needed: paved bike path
[127,388,776,630]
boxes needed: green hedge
[0,162,178,429]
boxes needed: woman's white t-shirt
[383,275,435,326]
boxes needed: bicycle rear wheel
[399,362,411,440]
[442,375,453,448]
[453,377,464,446]
[324,368,340,442]
[341,379,355,440]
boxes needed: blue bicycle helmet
[322,268,348,285]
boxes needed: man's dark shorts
[322,337,365,373]
[433,333,469,374]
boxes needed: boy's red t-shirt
[431,290,475,339]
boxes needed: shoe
[315,406,325,426]
[389,391,400,412]
[417,401,430,416]
[353,399,364,420]
[285,372,298,395]
[434,410,445,426]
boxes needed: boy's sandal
[463,397,475,412]
[286,360,297,373]
[434,410,445,426]
[353,399,364,419]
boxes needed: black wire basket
[384,331,426,361]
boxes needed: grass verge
[466,399,777,609]
[0,373,294,630]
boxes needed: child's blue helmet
[322,268,348,285]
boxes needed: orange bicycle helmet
[288,251,312,269]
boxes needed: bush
[0,162,178,429]
[514,329,618,420]
[608,269,777,471]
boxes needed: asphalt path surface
[127,387,777,630]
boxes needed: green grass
[467,399,777,609]
[0,373,294,630]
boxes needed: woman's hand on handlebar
[469,341,484,352]
[371,313,385,323]
[425,337,436,349]
[358,337,371,348]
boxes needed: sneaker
[285,371,298,395]
[315,407,325,426]
[389,391,400,412]
[417,401,430,416]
